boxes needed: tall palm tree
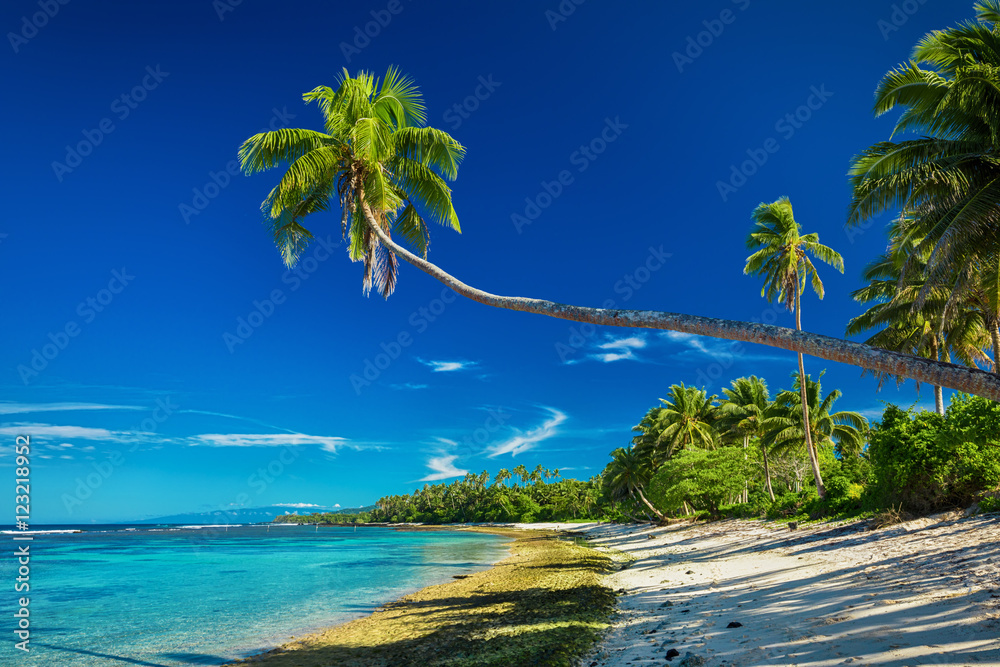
[602,446,665,522]
[238,68,1000,401]
[848,238,992,414]
[717,376,775,501]
[763,373,869,464]
[631,405,667,470]
[744,197,844,498]
[650,384,718,461]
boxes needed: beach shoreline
[222,515,999,666]
[222,525,617,667]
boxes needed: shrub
[865,396,1000,514]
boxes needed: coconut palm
[602,446,665,521]
[238,68,1000,402]
[849,2,1000,318]
[651,384,718,461]
[763,373,869,463]
[717,376,775,501]
[631,405,667,471]
[744,197,844,498]
[848,238,992,413]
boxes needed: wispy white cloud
[418,358,478,373]
[487,408,568,458]
[0,422,361,457]
[189,433,350,454]
[420,454,469,481]
[0,402,144,415]
[390,383,429,391]
[0,423,124,441]
[564,334,650,365]
[658,331,790,363]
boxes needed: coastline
[223,525,617,667]
[572,514,1000,666]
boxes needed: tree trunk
[360,214,1000,401]
[932,337,945,416]
[742,435,749,504]
[795,284,825,499]
[992,324,1000,375]
[636,487,667,522]
[761,444,775,502]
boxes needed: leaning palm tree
[602,446,665,522]
[763,373,869,465]
[744,197,844,498]
[238,67,1000,401]
[717,376,775,501]
[651,384,718,460]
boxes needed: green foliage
[865,395,1000,513]
[648,447,751,516]
[239,66,465,297]
[298,469,611,526]
[979,496,1000,513]
[765,490,819,520]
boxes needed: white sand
[518,516,1000,666]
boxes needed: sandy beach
[522,516,999,666]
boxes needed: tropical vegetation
[266,2,1000,531]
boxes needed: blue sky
[2,0,970,522]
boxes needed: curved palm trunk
[761,444,775,502]
[635,487,667,522]
[795,285,824,498]
[361,214,1000,402]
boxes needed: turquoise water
[0,524,509,666]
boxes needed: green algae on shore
[226,528,616,667]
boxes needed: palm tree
[763,373,869,465]
[652,384,718,459]
[631,405,667,470]
[849,2,1000,286]
[602,446,665,522]
[848,238,992,414]
[744,197,844,498]
[238,68,1000,401]
[717,376,775,501]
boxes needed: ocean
[0,524,510,666]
